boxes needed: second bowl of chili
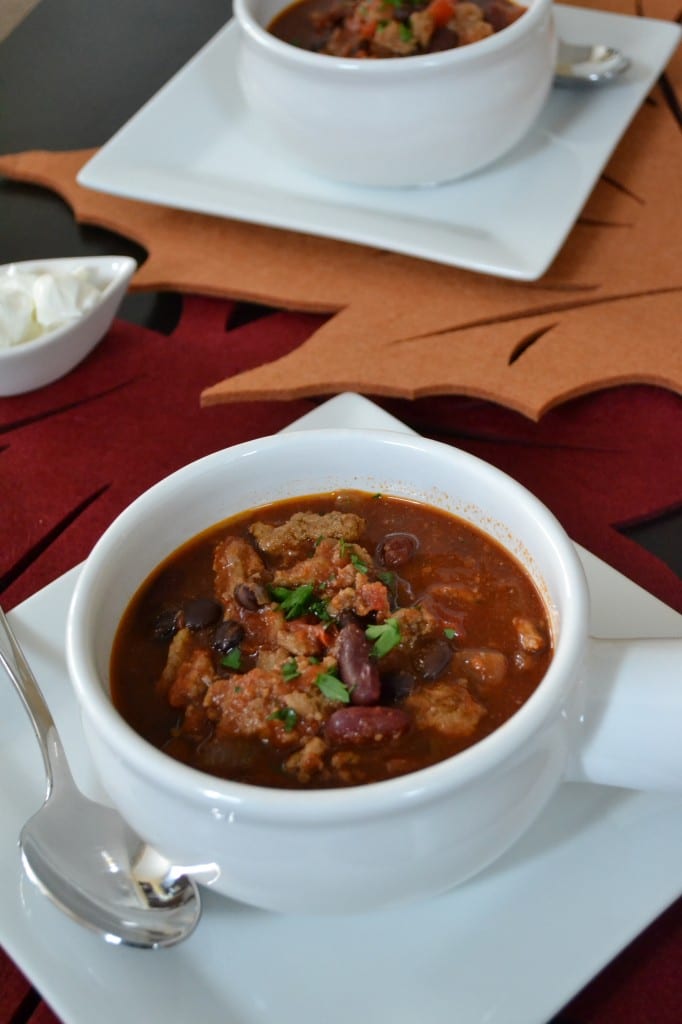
[233,0,557,186]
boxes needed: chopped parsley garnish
[309,597,332,623]
[221,647,242,670]
[281,659,300,682]
[268,707,299,732]
[269,583,315,620]
[377,570,396,589]
[398,23,414,42]
[316,672,351,703]
[366,618,401,658]
[269,583,330,622]
[444,628,457,639]
[350,552,369,574]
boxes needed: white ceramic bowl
[0,255,136,397]
[67,428,594,913]
[233,0,557,186]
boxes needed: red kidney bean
[415,638,453,681]
[337,621,381,705]
[212,619,245,654]
[376,532,418,569]
[183,598,222,631]
[326,706,410,745]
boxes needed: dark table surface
[1,2,680,1023]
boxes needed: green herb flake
[377,570,396,589]
[444,628,457,639]
[269,583,315,620]
[308,655,321,664]
[221,647,242,670]
[268,707,299,733]
[366,618,402,658]
[309,598,332,623]
[316,672,351,704]
[350,552,369,574]
[399,23,413,42]
[281,659,300,682]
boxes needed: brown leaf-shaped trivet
[0,1,679,419]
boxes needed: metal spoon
[0,606,201,948]
[555,40,630,88]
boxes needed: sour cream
[0,264,104,348]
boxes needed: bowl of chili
[65,427,606,913]
[233,0,557,186]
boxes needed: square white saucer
[78,6,680,281]
[1,393,681,1024]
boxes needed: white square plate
[78,6,680,281]
[1,394,681,1024]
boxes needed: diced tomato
[427,0,456,27]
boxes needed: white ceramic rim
[66,429,588,824]
[0,255,136,363]
[234,0,547,73]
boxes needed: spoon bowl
[555,40,630,87]
[0,606,201,948]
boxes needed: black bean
[153,608,183,640]
[415,638,453,681]
[381,670,418,704]
[337,621,381,706]
[326,706,411,745]
[234,582,268,611]
[183,598,223,631]
[376,532,418,569]
[212,619,245,654]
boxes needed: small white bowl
[234,0,557,187]
[0,255,136,397]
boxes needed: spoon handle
[0,605,67,797]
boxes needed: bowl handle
[565,637,682,792]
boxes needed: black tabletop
[0,0,232,331]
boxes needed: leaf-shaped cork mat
[0,0,679,420]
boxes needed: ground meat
[513,617,547,653]
[204,668,299,744]
[213,536,268,608]
[451,648,508,693]
[373,20,419,56]
[404,680,486,738]
[410,9,435,47]
[276,620,331,657]
[250,511,365,562]
[157,627,194,697]
[284,736,328,783]
[163,647,217,739]
[203,659,340,748]
[448,3,494,45]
